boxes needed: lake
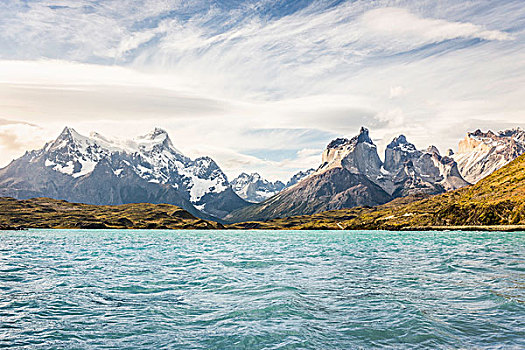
[0,229,523,349]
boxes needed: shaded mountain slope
[226,167,391,222]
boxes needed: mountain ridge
[0,126,249,220]
[230,169,315,203]
[229,153,525,230]
[226,127,471,222]
[453,127,525,183]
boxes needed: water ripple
[0,229,523,349]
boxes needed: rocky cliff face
[226,127,470,222]
[378,135,469,197]
[453,128,525,183]
[0,127,249,220]
[315,128,468,197]
[317,128,383,180]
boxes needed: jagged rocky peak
[319,126,381,176]
[231,172,261,184]
[499,127,525,141]
[458,129,494,153]
[59,126,76,138]
[426,145,440,156]
[472,129,496,138]
[326,137,350,149]
[231,172,285,203]
[387,135,416,151]
[286,168,315,188]
[231,168,318,203]
[458,127,525,153]
[232,172,250,182]
[384,134,419,172]
[380,133,468,196]
[454,127,525,183]
[357,126,373,144]
[248,172,262,181]
[49,126,86,150]
[325,127,374,150]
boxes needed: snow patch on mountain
[34,126,233,212]
[231,172,285,203]
[453,128,525,183]
[285,169,315,188]
[189,177,226,202]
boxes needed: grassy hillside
[0,197,224,230]
[230,154,525,230]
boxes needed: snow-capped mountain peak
[26,127,245,217]
[142,127,168,140]
[132,127,181,154]
[453,127,525,183]
[231,172,285,203]
[48,126,90,151]
[285,169,315,188]
[43,127,113,178]
[387,135,417,153]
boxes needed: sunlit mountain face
[0,0,523,182]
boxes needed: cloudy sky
[0,0,523,181]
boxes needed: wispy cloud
[361,7,514,43]
[0,1,523,180]
[0,118,38,127]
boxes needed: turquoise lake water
[0,229,523,349]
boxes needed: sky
[0,0,523,181]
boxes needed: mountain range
[0,125,523,223]
[226,127,471,222]
[3,152,523,231]
[0,127,249,220]
[230,152,525,230]
[230,169,314,203]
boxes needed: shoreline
[401,225,525,232]
[2,225,525,232]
